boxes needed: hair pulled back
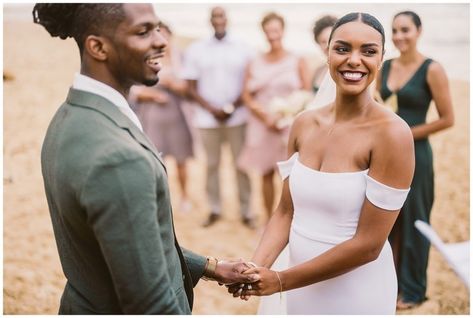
[394,11,422,29]
[313,15,337,43]
[329,12,385,52]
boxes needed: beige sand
[3,21,469,314]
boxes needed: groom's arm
[181,247,261,286]
[181,248,206,287]
[80,152,183,314]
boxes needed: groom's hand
[212,260,261,285]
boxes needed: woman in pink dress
[238,12,311,220]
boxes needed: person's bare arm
[159,76,188,97]
[247,112,311,269]
[238,114,415,296]
[410,61,454,140]
[241,63,281,132]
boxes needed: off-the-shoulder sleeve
[365,175,410,211]
[277,152,299,180]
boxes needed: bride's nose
[347,51,362,67]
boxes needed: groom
[36,3,258,314]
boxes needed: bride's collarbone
[298,132,372,172]
[311,123,368,140]
[297,149,369,173]
[310,106,382,135]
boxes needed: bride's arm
[241,113,415,296]
[250,113,306,268]
[251,180,293,268]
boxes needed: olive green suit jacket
[41,88,207,314]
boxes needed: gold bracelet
[275,271,283,303]
[202,256,218,281]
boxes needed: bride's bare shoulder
[371,102,412,147]
[293,104,332,128]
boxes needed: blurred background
[3,2,469,314]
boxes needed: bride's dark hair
[32,3,125,53]
[328,12,385,52]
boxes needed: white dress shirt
[72,73,143,132]
[181,33,253,128]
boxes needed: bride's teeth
[343,72,363,79]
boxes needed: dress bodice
[379,58,433,127]
[274,152,410,314]
[277,153,409,244]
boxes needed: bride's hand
[229,267,282,299]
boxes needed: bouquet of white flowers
[268,90,313,129]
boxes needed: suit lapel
[66,88,167,170]
[124,120,167,172]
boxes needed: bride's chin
[338,87,365,96]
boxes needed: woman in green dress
[376,11,454,310]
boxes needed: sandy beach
[3,20,469,314]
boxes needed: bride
[255,32,337,317]
[228,12,415,314]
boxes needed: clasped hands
[212,259,282,301]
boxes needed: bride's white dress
[258,152,409,314]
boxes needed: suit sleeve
[79,152,184,314]
[181,247,207,287]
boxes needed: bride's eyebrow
[334,40,380,48]
[361,43,380,48]
[334,40,351,46]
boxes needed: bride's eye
[363,49,378,56]
[334,46,349,53]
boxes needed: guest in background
[238,12,311,220]
[181,7,255,228]
[130,22,194,213]
[311,14,337,94]
[376,11,454,310]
